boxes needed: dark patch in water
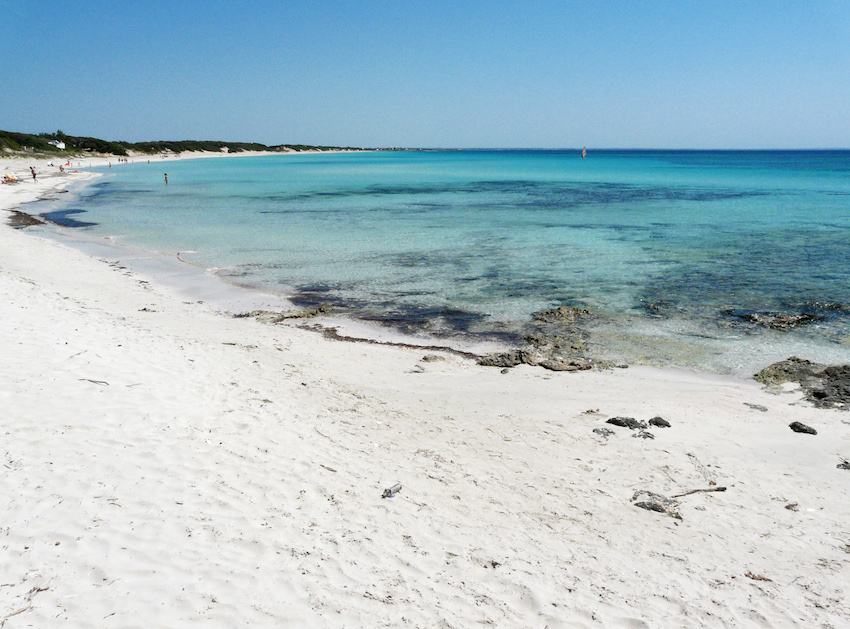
[279,282,522,345]
[41,209,98,228]
[252,179,767,212]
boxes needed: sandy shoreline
[2,155,849,627]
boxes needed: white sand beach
[1,158,849,627]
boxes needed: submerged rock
[532,305,591,324]
[525,331,588,355]
[755,357,850,410]
[740,312,823,330]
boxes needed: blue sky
[2,1,848,148]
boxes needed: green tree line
[0,129,363,155]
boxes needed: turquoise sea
[46,150,850,375]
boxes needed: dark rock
[606,417,647,430]
[592,427,615,439]
[815,365,850,409]
[837,460,850,470]
[743,403,768,412]
[755,358,850,410]
[648,416,671,428]
[632,430,655,439]
[789,421,817,435]
[421,354,445,362]
[632,491,682,520]
[532,305,591,324]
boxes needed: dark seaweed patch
[40,209,98,228]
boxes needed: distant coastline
[0,128,380,159]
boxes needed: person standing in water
[164,173,168,185]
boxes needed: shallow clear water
[50,150,850,374]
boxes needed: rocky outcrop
[477,349,535,368]
[537,357,592,372]
[235,305,332,323]
[754,357,825,387]
[479,304,602,372]
[813,365,850,409]
[477,349,593,372]
[754,357,850,410]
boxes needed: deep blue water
[53,150,850,373]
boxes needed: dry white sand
[2,157,849,627]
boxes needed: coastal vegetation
[0,129,362,156]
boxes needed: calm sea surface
[49,150,850,374]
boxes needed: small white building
[48,140,66,150]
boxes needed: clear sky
[2,1,849,148]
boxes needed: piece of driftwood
[672,486,727,498]
[79,378,109,386]
[2,604,32,622]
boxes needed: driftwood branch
[672,486,727,498]
[1,586,48,626]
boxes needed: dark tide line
[303,323,481,360]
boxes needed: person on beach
[164,173,168,185]
[30,166,36,182]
